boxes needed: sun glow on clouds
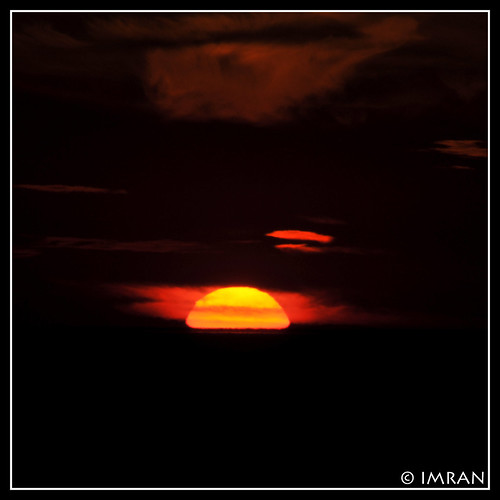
[112,284,397,327]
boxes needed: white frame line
[9,9,491,491]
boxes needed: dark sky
[12,11,488,329]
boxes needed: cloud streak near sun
[266,229,385,255]
[266,230,334,243]
[39,237,204,253]
[275,243,327,254]
[267,229,337,254]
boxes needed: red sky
[12,11,488,330]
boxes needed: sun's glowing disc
[185,287,290,329]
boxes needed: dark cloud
[13,12,421,122]
[15,22,88,48]
[326,246,387,256]
[292,13,488,126]
[38,236,205,253]
[433,140,487,158]
[13,12,487,125]
[143,15,419,122]
[443,165,475,171]
[13,11,488,131]
[274,243,386,256]
[12,248,41,259]
[14,184,127,194]
[86,13,364,46]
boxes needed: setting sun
[185,286,290,330]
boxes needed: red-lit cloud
[433,140,487,158]
[14,184,127,194]
[268,229,385,255]
[266,230,334,244]
[111,284,399,327]
[274,243,386,255]
[275,243,327,254]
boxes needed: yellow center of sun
[185,286,290,329]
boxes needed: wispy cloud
[433,140,487,158]
[267,229,383,255]
[274,243,385,255]
[275,243,328,253]
[12,248,41,259]
[16,23,89,49]
[272,290,399,326]
[442,165,475,171]
[14,184,127,194]
[86,13,363,45]
[110,284,214,321]
[328,246,387,255]
[266,229,334,244]
[39,236,203,253]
